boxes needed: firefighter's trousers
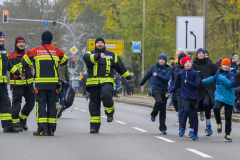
[12,85,35,124]
[88,83,115,130]
[35,90,58,132]
[0,84,14,128]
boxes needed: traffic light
[3,11,8,23]
[71,57,76,69]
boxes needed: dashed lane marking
[186,148,213,158]
[74,108,79,110]
[132,127,148,133]
[155,136,175,143]
[101,116,107,118]
[80,110,86,112]
[115,121,127,124]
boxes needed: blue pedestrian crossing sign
[132,41,141,53]
[44,21,48,25]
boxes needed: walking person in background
[128,72,136,96]
[202,58,235,142]
[52,42,70,118]
[114,75,119,98]
[72,73,79,95]
[121,76,127,96]
[140,54,171,134]
[231,53,240,71]
[166,56,200,140]
[205,50,212,62]
[193,48,217,136]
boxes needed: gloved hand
[219,69,224,73]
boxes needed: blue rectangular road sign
[44,21,48,25]
[132,41,141,53]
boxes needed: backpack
[65,85,75,108]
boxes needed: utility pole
[141,0,145,96]
[203,0,208,49]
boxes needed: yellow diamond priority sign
[70,46,78,54]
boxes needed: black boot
[3,126,19,133]
[33,130,48,136]
[48,131,54,136]
[14,123,23,132]
[90,128,99,133]
[20,119,28,131]
[107,113,114,123]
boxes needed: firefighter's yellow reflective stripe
[35,78,58,83]
[34,55,59,61]
[36,102,39,123]
[27,78,34,83]
[37,118,48,123]
[14,62,23,74]
[122,71,130,78]
[23,55,33,65]
[1,113,12,121]
[12,119,20,123]
[86,51,91,54]
[48,118,57,124]
[90,54,96,64]
[0,76,8,83]
[36,60,40,78]
[104,105,115,114]
[86,77,114,85]
[19,112,28,120]
[9,78,34,85]
[60,54,68,65]
[114,54,118,63]
[10,66,18,74]
[54,61,58,78]
[106,58,111,74]
[90,116,101,123]
[93,63,98,76]
[0,55,2,76]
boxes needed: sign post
[176,16,205,52]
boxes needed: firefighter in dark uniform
[0,31,25,133]
[8,36,35,131]
[22,31,68,136]
[83,38,131,133]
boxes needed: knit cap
[196,48,205,57]
[158,54,167,62]
[181,56,192,66]
[221,58,231,67]
[0,31,4,37]
[95,38,105,45]
[233,54,239,60]
[15,36,25,45]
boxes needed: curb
[76,95,240,123]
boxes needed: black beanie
[178,52,187,63]
[95,38,105,45]
[42,31,53,43]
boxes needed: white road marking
[186,149,213,158]
[115,121,127,124]
[80,110,86,112]
[101,116,107,118]
[74,108,79,110]
[155,136,175,143]
[132,127,148,133]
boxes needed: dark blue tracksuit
[167,68,200,134]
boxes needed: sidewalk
[75,94,240,123]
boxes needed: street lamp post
[141,0,145,96]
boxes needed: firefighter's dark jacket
[0,44,21,83]
[8,49,33,86]
[22,44,68,90]
[83,48,131,87]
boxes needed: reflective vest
[8,49,34,86]
[0,45,20,83]
[83,49,130,87]
[22,44,68,90]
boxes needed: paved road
[0,95,239,160]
